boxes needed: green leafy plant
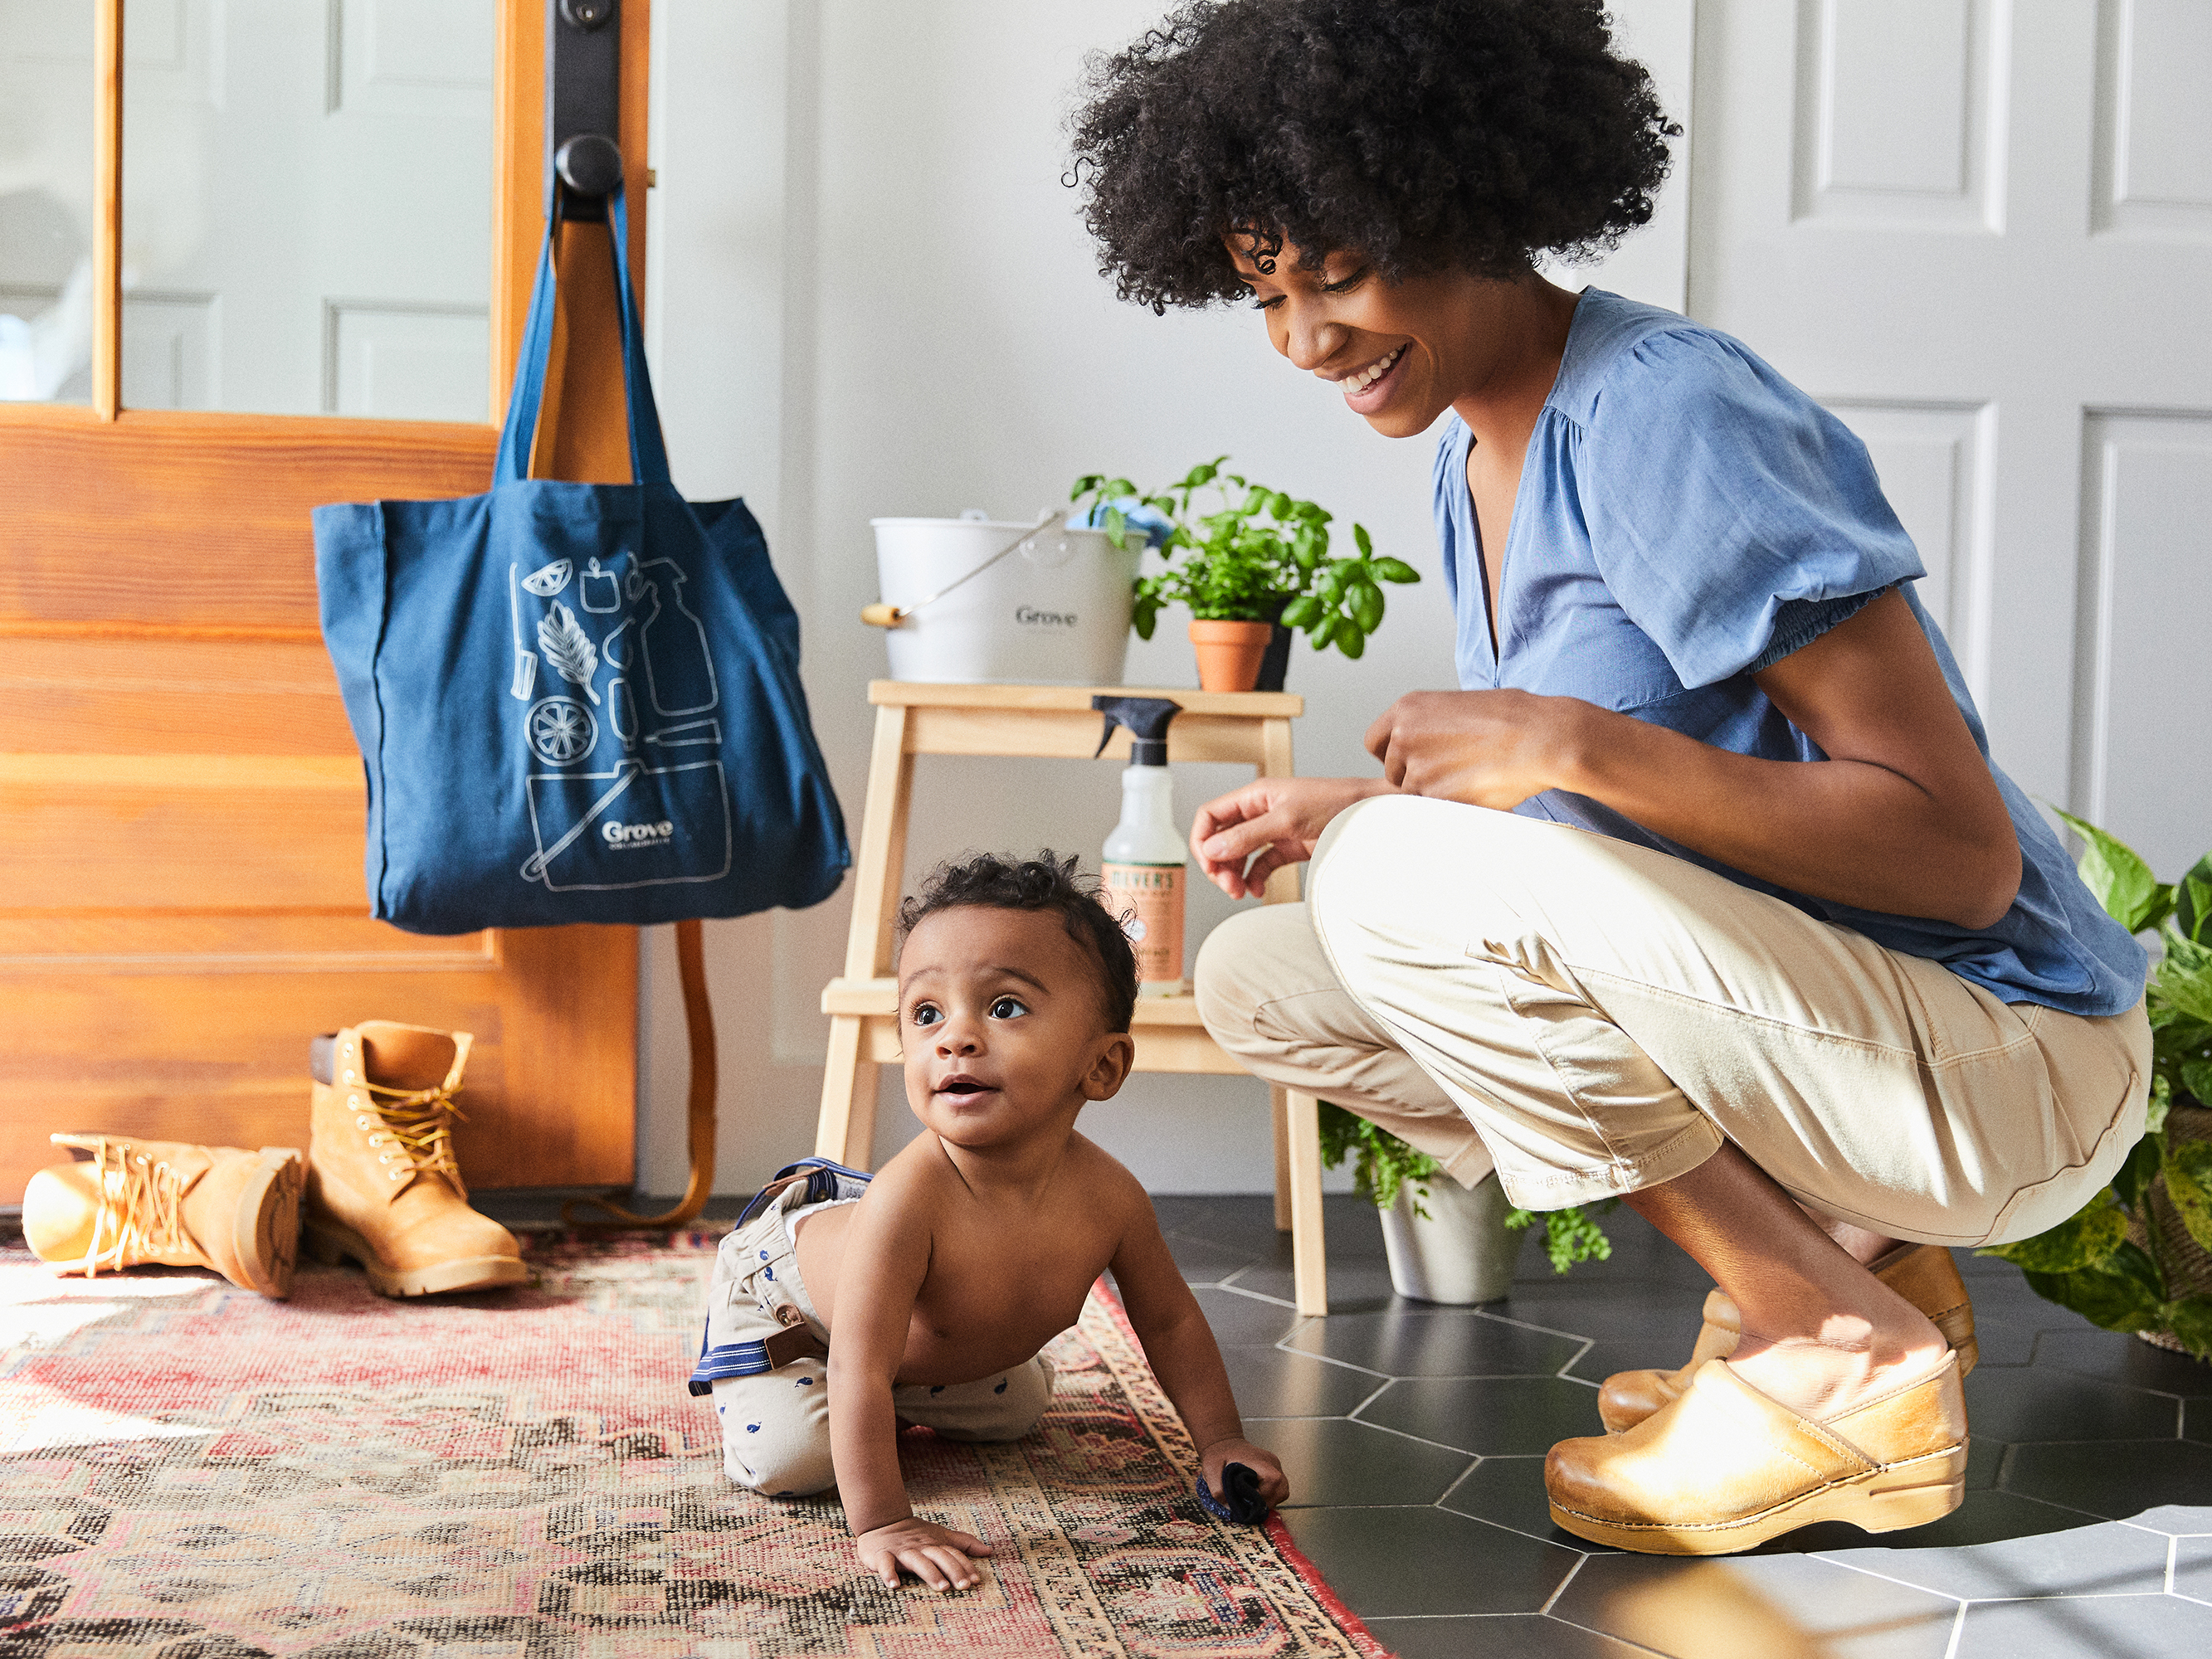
[1316,1101,1617,1275]
[1977,810,2212,1360]
[1070,457,1418,658]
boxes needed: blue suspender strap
[690,1158,870,1396]
[687,1317,829,1397]
[733,1156,873,1226]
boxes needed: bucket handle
[860,509,1066,629]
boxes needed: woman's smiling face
[1225,238,1523,438]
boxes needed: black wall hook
[547,0,621,220]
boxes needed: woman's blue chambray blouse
[1430,288,2144,1016]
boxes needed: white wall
[636,0,1692,1197]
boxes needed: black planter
[1255,601,1294,693]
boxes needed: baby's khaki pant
[706,1186,1052,1497]
[1196,796,2149,1248]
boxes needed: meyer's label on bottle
[1102,862,1186,985]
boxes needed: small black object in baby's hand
[1195,1462,1269,1525]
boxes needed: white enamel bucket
[870,513,1138,685]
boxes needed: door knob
[556,134,623,197]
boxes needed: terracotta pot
[1188,619,1274,693]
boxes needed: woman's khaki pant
[1194,796,2148,1248]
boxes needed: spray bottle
[1092,694,1187,997]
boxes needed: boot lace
[360,1078,469,1196]
[76,1139,192,1277]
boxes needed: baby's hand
[1201,1438,1290,1511]
[855,1516,993,1593]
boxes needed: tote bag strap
[495,185,673,489]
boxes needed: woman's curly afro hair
[1069,0,1678,313]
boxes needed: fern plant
[1315,1101,1616,1275]
[1977,810,2212,1360]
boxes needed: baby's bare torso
[795,1135,1133,1385]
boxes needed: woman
[1070,0,2149,1554]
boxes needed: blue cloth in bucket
[313,188,848,933]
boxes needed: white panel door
[1693,0,2212,875]
[114,0,495,418]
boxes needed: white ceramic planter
[1379,1171,1522,1305]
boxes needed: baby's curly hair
[1069,0,1678,313]
[898,851,1140,1035]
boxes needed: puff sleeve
[1576,328,1924,689]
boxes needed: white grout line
[1813,1553,1966,1603]
[1940,1599,1969,1659]
[1335,1413,1481,1460]
[1206,1282,1298,1311]
[1537,1552,1584,1615]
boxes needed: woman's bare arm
[1363,591,2020,927]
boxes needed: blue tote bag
[314,189,848,934]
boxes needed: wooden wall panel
[0,412,498,631]
[2,638,358,755]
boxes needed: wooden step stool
[814,680,1330,1316]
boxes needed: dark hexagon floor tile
[2179,1533,2212,1603]
[1495,1280,1713,1347]
[1284,1306,1587,1378]
[1216,1344,1382,1418]
[1357,1375,1605,1457]
[1552,1552,1959,1658]
[1243,1415,1474,1508]
[1962,1365,2182,1443]
[1162,1233,1259,1286]
[1438,1453,1588,1545]
[1812,1517,2167,1599]
[1157,1194,1389,1262]
[1191,1285,1306,1346]
[1953,1593,2212,1657]
[1565,1337,1680,1391]
[2029,1329,2212,1396]
[2001,1438,2212,1518]
[1759,1487,2091,1556]
[1230,1255,1402,1308]
[2120,1503,2212,1535]
[1362,1613,1654,1657]
[1277,1505,1583,1618]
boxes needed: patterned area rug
[0,1232,1382,1657]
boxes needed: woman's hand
[1191,776,1390,898]
[855,1515,993,1593]
[1363,689,1580,808]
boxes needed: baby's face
[896,906,1132,1149]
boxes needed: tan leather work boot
[302,1021,529,1297]
[22,1134,305,1298]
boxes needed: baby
[693,850,1289,1589]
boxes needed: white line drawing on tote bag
[646,718,721,748]
[527,696,597,765]
[537,601,602,704]
[633,558,719,718]
[580,555,622,613]
[521,757,733,891]
[520,757,642,884]
[522,558,573,597]
[507,564,539,700]
[610,677,638,746]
